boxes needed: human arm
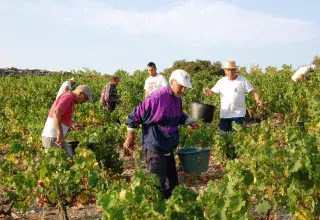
[123,97,156,154]
[203,88,215,96]
[250,90,263,106]
[70,122,84,130]
[123,130,136,152]
[52,107,65,146]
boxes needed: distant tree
[265,66,278,75]
[312,55,320,69]
[281,64,293,72]
[249,64,262,74]
[238,67,247,75]
[163,59,224,79]
[114,69,129,77]
[133,70,146,77]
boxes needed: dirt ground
[3,149,223,220]
[3,149,291,220]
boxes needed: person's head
[309,64,317,72]
[110,76,120,85]
[147,62,157,77]
[221,60,238,80]
[73,85,93,104]
[169,69,192,98]
[70,77,76,86]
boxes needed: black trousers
[144,148,179,199]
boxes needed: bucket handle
[199,93,205,103]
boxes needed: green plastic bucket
[176,147,211,174]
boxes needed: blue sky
[1,0,319,74]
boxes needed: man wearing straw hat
[203,60,263,134]
[56,77,76,100]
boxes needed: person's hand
[123,132,135,156]
[256,100,264,107]
[189,121,200,130]
[72,122,84,130]
[203,88,213,96]
[55,132,65,147]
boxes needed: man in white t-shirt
[144,62,168,98]
[291,64,317,82]
[203,60,263,133]
[56,77,76,100]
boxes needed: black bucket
[191,102,216,123]
[68,141,79,153]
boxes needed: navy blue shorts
[219,117,245,132]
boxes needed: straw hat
[221,60,237,69]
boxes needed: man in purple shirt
[124,69,200,198]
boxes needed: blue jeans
[219,117,245,132]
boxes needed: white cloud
[5,0,320,47]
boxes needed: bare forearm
[203,88,214,96]
[251,90,260,102]
[250,90,264,107]
[53,109,63,136]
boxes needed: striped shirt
[100,83,119,109]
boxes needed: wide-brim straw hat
[221,60,238,69]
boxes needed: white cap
[169,69,192,88]
[311,64,317,71]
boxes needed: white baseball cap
[169,69,192,88]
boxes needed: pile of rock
[0,67,71,76]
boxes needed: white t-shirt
[41,117,69,138]
[144,73,168,96]
[291,65,312,81]
[56,81,72,100]
[211,75,254,118]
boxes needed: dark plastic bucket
[191,102,216,123]
[68,141,79,153]
[177,147,211,174]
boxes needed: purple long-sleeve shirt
[126,86,192,153]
